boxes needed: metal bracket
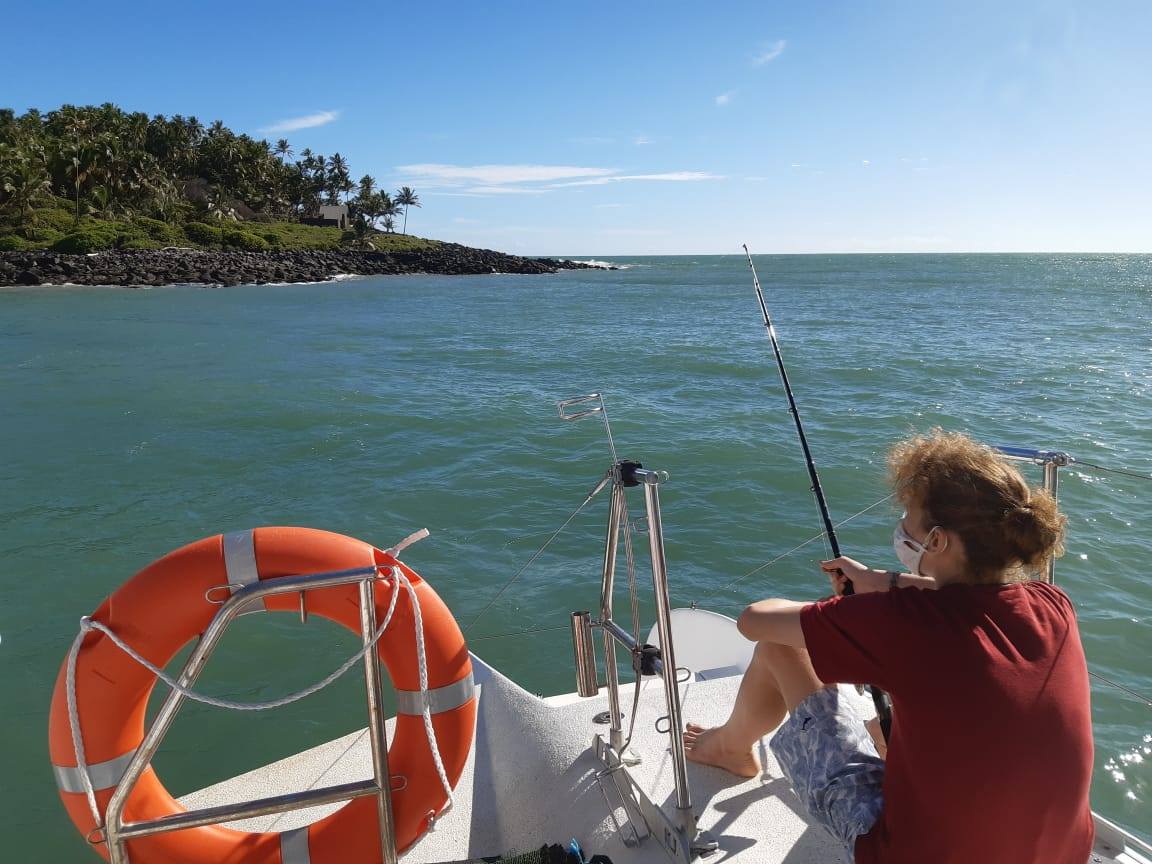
[594,735,715,862]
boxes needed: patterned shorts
[768,685,886,852]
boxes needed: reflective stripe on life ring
[48,526,477,864]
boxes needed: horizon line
[541,250,1152,258]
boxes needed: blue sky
[8,1,1152,254]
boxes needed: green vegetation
[0,104,433,253]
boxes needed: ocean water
[2,253,1150,858]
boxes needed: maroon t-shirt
[800,580,1094,864]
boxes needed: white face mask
[893,518,938,575]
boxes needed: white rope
[65,568,402,829]
[385,528,431,559]
[77,572,402,713]
[64,531,456,832]
[398,572,456,814]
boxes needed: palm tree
[58,140,105,223]
[381,214,396,233]
[0,146,52,236]
[395,186,420,234]
[326,153,353,204]
[275,139,292,160]
[348,214,374,249]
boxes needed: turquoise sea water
[2,254,1150,859]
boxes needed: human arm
[819,556,938,595]
[736,598,807,649]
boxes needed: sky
[7,1,1152,255]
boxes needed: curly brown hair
[887,429,1066,582]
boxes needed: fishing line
[720,492,896,593]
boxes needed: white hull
[183,610,1152,863]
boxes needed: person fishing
[683,429,1095,862]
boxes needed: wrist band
[888,570,901,590]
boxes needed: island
[0,104,600,286]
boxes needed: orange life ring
[48,526,477,863]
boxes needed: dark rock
[0,244,610,288]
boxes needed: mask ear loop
[924,526,948,554]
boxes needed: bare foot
[683,723,761,778]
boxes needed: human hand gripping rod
[742,244,893,740]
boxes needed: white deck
[183,655,1152,863]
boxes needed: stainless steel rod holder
[571,611,600,697]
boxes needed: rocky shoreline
[0,244,605,287]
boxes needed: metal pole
[638,470,694,824]
[360,575,400,864]
[1043,461,1060,584]
[118,779,380,839]
[600,481,626,751]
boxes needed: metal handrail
[103,565,400,864]
[993,445,1072,584]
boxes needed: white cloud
[633,135,651,146]
[464,185,549,195]
[752,39,787,66]
[398,163,722,196]
[261,110,340,133]
[862,159,871,167]
[397,163,615,185]
[715,91,736,107]
[551,171,723,188]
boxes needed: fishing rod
[742,244,847,583]
[742,244,893,739]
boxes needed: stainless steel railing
[993,445,1073,584]
[103,565,400,864]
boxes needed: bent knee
[753,639,807,661]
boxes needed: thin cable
[720,492,896,593]
[463,472,611,633]
[1074,460,1152,483]
[468,624,572,642]
[1090,670,1152,708]
[600,395,620,466]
